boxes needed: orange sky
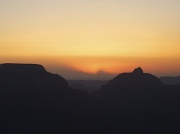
[0,0,180,79]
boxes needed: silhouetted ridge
[118,67,160,87]
[1,64,180,134]
[0,63,46,75]
[0,63,70,89]
[0,64,90,134]
[97,67,162,97]
[93,68,180,134]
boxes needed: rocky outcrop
[132,67,143,74]
[99,67,162,93]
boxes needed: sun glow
[1,0,180,79]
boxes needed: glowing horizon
[1,0,180,79]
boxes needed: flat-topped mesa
[0,63,69,89]
[0,63,47,75]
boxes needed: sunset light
[1,0,180,79]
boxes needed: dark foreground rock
[0,63,91,134]
[0,64,180,134]
[93,67,180,134]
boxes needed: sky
[0,0,180,79]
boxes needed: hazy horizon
[1,62,179,80]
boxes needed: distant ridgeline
[0,63,180,134]
[160,76,180,85]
